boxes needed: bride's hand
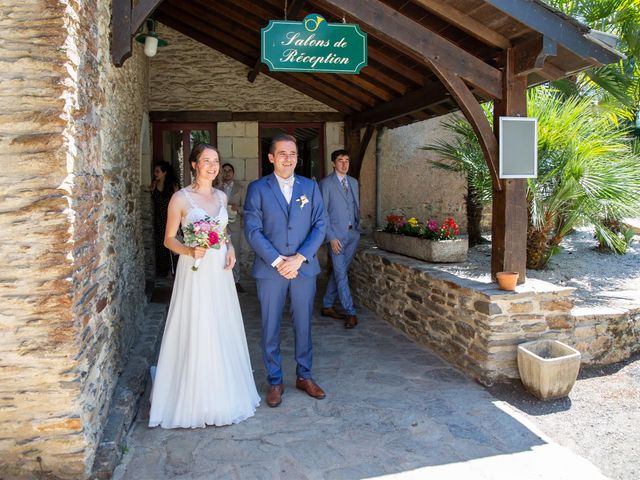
[192,246,207,259]
[224,249,236,270]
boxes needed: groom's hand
[276,253,305,278]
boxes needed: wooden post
[491,48,528,282]
[344,121,375,181]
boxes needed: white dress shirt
[270,174,305,268]
[271,174,294,267]
[275,173,295,204]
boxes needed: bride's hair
[189,143,220,190]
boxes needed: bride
[149,143,260,429]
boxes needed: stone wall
[150,25,336,113]
[351,247,637,384]
[0,1,148,478]
[377,114,467,232]
[572,306,640,364]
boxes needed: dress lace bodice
[181,188,228,229]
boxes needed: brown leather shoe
[295,378,326,399]
[344,315,358,329]
[321,307,346,320]
[266,383,284,407]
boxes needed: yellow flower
[408,217,418,227]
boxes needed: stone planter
[373,231,467,263]
[517,340,581,400]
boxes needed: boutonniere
[296,194,309,209]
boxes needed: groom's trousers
[256,275,316,385]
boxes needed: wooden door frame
[258,122,326,178]
[152,122,217,183]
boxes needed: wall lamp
[135,19,168,57]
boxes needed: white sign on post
[499,117,538,178]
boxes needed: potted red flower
[374,215,468,263]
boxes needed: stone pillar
[0,1,149,478]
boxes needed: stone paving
[112,281,607,480]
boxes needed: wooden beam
[428,62,501,189]
[154,12,353,113]
[161,2,373,111]
[150,111,345,123]
[352,125,375,180]
[351,83,450,128]
[304,72,378,107]
[343,121,374,180]
[491,48,528,283]
[367,44,425,87]
[131,0,164,35]
[112,0,132,66]
[537,61,566,81]
[248,0,307,82]
[359,65,409,96]
[413,0,511,49]
[483,0,622,65]
[111,0,164,66]
[233,111,344,122]
[514,36,558,76]
[316,0,502,99]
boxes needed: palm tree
[421,114,492,246]
[423,88,640,268]
[543,0,640,124]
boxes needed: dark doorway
[152,123,217,187]
[259,123,325,180]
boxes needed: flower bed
[374,215,468,263]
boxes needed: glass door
[152,123,216,187]
[259,123,324,181]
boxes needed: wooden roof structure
[112,0,623,281]
[113,0,620,127]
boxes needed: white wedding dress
[149,188,260,428]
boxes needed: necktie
[281,177,294,203]
[341,177,349,194]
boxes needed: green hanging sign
[261,14,367,74]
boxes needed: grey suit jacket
[221,180,245,233]
[319,171,360,242]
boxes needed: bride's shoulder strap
[181,188,198,209]
[216,188,227,204]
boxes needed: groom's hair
[269,133,297,154]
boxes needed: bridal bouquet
[182,217,227,271]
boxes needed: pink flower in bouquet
[183,217,227,271]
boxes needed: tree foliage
[543,0,640,123]
[424,88,640,268]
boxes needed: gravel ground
[452,227,640,480]
[489,355,640,480]
[438,227,640,310]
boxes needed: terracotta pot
[496,271,519,291]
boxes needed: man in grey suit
[319,149,360,329]
[219,163,246,292]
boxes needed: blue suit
[244,173,327,385]
[319,172,360,316]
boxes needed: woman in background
[150,161,180,277]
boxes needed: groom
[244,133,327,407]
